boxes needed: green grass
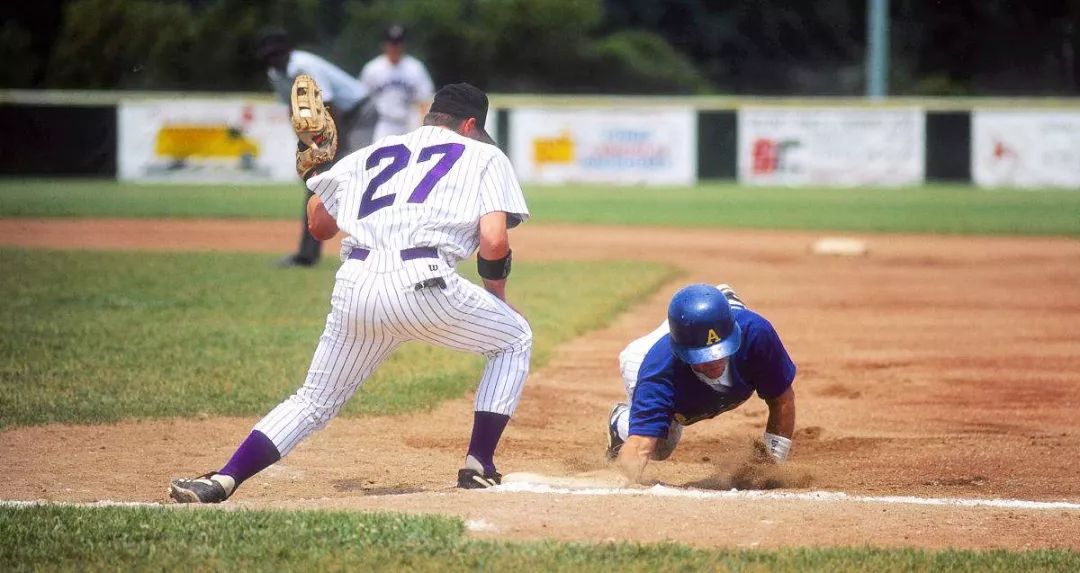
[529,183,1080,236]
[0,180,303,219]
[2,179,1080,235]
[0,249,676,428]
[2,506,1077,572]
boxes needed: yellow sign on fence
[154,124,259,159]
[533,133,574,165]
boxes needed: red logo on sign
[992,140,1016,160]
[751,138,799,174]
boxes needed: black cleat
[717,283,745,309]
[169,472,234,504]
[606,402,628,461]
[457,468,502,489]
[457,454,501,489]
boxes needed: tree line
[4,0,1079,95]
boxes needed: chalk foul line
[490,483,1080,511]
[3,487,1078,512]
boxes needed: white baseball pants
[254,253,532,456]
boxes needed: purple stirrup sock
[218,430,281,485]
[467,411,510,474]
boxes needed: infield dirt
[2,219,1079,549]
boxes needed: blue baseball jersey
[628,308,796,438]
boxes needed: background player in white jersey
[257,29,376,268]
[359,24,435,142]
[169,80,531,503]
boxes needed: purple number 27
[358,143,465,219]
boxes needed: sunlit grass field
[2,179,1078,235]
[0,248,676,428]
[2,506,1076,572]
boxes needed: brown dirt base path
[2,219,1080,549]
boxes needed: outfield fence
[2,91,1079,189]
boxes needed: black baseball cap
[255,28,292,60]
[430,83,495,144]
[385,24,407,43]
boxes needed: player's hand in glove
[291,74,338,180]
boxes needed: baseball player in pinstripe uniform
[170,80,530,503]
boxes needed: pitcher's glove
[290,74,338,180]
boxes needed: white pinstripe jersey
[308,126,528,264]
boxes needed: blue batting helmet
[667,284,742,365]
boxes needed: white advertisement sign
[510,108,696,185]
[738,107,924,186]
[972,110,1080,189]
[119,99,297,182]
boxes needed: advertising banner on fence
[119,99,296,182]
[738,107,924,186]
[972,110,1080,189]
[509,108,696,185]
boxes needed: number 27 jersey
[307,125,529,264]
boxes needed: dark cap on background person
[384,24,407,44]
[255,28,292,62]
[429,83,495,145]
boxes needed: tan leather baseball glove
[290,74,338,180]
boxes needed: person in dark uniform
[256,29,376,267]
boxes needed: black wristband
[478,249,512,280]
